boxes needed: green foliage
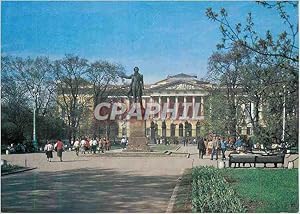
[223,169,299,213]
[206,2,298,145]
[191,166,246,213]
[1,54,124,145]
[203,92,230,136]
[1,164,23,173]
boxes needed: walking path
[1,145,297,212]
[1,146,216,212]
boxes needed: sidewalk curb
[1,167,37,176]
[166,169,184,213]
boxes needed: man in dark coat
[197,137,205,159]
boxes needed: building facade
[58,73,257,140]
[112,73,212,139]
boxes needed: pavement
[1,145,298,212]
[1,145,216,213]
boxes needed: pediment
[148,80,207,91]
[165,83,197,90]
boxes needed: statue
[121,67,144,104]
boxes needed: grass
[150,144,178,152]
[174,168,298,213]
[173,169,192,212]
[223,168,299,213]
[110,144,123,150]
[191,167,245,213]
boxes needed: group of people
[196,136,246,160]
[44,137,113,162]
[73,137,111,156]
[44,139,64,162]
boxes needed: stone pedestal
[126,119,150,152]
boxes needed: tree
[87,60,124,137]
[2,56,55,116]
[52,54,90,143]
[1,56,67,146]
[206,1,298,63]
[207,44,249,137]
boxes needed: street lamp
[282,85,286,143]
[32,88,38,151]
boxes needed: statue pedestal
[126,119,150,152]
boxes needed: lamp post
[282,85,286,143]
[32,88,38,151]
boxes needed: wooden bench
[229,154,256,167]
[229,153,285,168]
[255,154,285,168]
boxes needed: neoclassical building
[111,73,213,139]
[58,73,256,140]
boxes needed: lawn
[223,168,299,213]
[150,144,178,152]
[176,167,298,213]
[110,144,123,150]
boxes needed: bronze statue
[121,67,144,103]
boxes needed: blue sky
[2,1,298,83]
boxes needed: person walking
[85,139,91,153]
[197,137,205,159]
[103,138,108,151]
[220,137,227,160]
[74,139,80,156]
[99,138,104,153]
[80,138,86,154]
[210,137,220,160]
[121,137,127,149]
[54,139,64,162]
[44,140,53,162]
[92,138,98,154]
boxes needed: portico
[116,73,212,139]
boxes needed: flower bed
[192,166,245,213]
[1,164,23,174]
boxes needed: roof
[167,73,197,79]
[153,73,198,86]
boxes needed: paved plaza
[1,145,216,212]
[1,145,298,212]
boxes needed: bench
[229,153,285,168]
[256,154,285,168]
[229,154,256,167]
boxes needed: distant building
[58,73,257,139]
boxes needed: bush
[1,164,23,173]
[192,166,246,213]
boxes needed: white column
[149,96,154,120]
[192,96,195,116]
[158,96,162,119]
[166,97,170,119]
[175,96,179,120]
[201,96,204,116]
[184,96,187,103]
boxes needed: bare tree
[87,60,125,137]
[52,54,90,143]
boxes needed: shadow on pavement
[49,160,89,163]
[1,167,177,213]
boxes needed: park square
[1,1,299,213]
